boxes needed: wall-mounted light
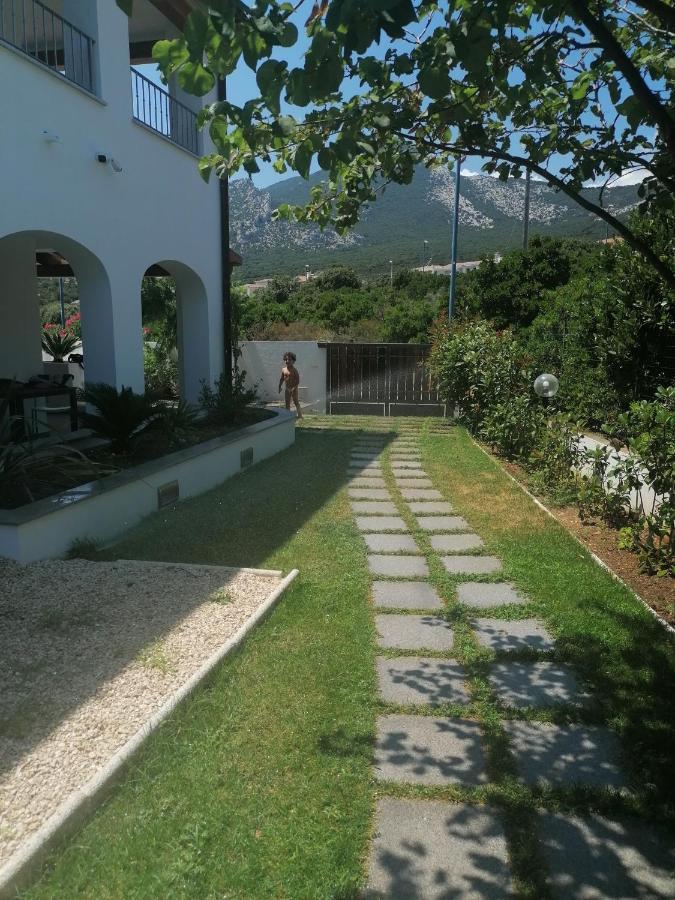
[96,153,123,173]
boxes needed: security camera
[96,152,108,164]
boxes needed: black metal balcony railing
[0,0,94,92]
[131,68,200,155]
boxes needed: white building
[0,0,229,405]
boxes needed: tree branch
[567,0,675,159]
[396,130,675,288]
[633,0,675,31]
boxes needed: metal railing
[0,0,95,92]
[131,67,200,155]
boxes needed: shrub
[41,324,80,362]
[479,396,545,461]
[430,320,533,431]
[80,383,162,455]
[198,370,258,426]
[143,343,178,398]
[607,387,675,575]
[526,414,584,505]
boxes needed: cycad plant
[80,383,162,454]
[41,325,80,362]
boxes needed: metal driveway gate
[323,343,446,416]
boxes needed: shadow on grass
[1,427,393,788]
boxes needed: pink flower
[143,327,151,335]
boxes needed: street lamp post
[448,155,462,320]
[423,240,428,272]
[305,264,310,281]
[534,373,559,410]
[389,259,393,287]
[523,169,531,252]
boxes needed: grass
[20,418,675,898]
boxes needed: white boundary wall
[240,341,327,413]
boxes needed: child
[278,351,303,418]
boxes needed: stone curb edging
[0,567,300,899]
[469,436,675,639]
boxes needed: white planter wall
[0,411,295,563]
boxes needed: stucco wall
[239,341,328,413]
[0,0,224,398]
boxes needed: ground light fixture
[533,373,560,398]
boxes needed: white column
[0,234,42,382]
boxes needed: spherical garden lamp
[534,373,559,408]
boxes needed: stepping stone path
[345,431,671,897]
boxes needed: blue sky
[140,6,649,191]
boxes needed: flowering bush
[41,324,80,362]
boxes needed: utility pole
[423,240,428,272]
[523,168,531,252]
[448,156,462,320]
[217,77,232,381]
[389,259,393,287]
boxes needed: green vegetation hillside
[231,166,638,281]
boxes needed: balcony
[0,0,95,93]
[131,67,200,155]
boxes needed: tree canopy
[118,0,675,285]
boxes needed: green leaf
[183,9,210,59]
[198,156,214,183]
[418,66,451,100]
[294,143,313,179]
[570,72,593,101]
[277,115,296,137]
[278,22,298,48]
[178,61,215,96]
[209,118,230,153]
[256,59,287,114]
[242,29,268,70]
[393,55,413,75]
[318,147,333,170]
[286,68,310,106]
[152,40,189,74]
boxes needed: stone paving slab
[393,469,428,479]
[441,555,502,575]
[431,533,484,553]
[457,582,527,608]
[400,488,444,500]
[351,501,398,515]
[356,516,408,532]
[390,452,422,460]
[348,489,392,501]
[350,477,387,488]
[472,618,554,652]
[408,501,454,514]
[391,463,424,471]
[376,614,453,650]
[347,468,384,478]
[372,582,443,610]
[503,721,626,788]
[368,555,429,578]
[489,661,584,708]
[377,657,469,705]
[394,478,434,489]
[416,515,471,532]
[348,463,383,471]
[364,534,421,554]
[537,812,675,899]
[367,799,513,899]
[374,715,488,785]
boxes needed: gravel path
[0,557,281,867]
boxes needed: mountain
[230,166,639,281]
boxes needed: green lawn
[23,420,675,898]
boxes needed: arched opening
[141,261,211,405]
[0,230,134,436]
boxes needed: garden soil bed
[0,558,282,869]
[501,459,675,628]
